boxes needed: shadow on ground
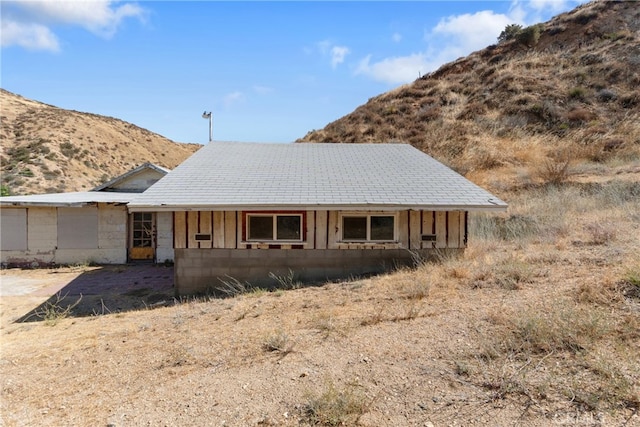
[16,264,175,323]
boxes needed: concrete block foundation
[174,248,463,296]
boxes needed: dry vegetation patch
[2,172,638,426]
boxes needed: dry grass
[0,89,199,195]
[1,172,639,425]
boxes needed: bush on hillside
[498,24,524,43]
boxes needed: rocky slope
[0,89,200,195]
[299,0,640,188]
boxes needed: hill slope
[0,89,201,195]
[299,0,640,188]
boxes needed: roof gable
[93,162,170,193]
[127,142,507,212]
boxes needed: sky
[1,0,589,145]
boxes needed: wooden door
[129,212,155,261]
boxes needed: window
[58,207,98,249]
[132,212,154,248]
[341,214,395,242]
[246,214,302,242]
[0,208,27,250]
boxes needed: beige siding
[166,209,467,251]
[187,212,199,249]
[213,211,225,248]
[409,210,421,250]
[174,212,187,249]
[447,211,460,248]
[224,211,236,249]
[315,210,328,249]
[305,210,315,249]
[327,211,339,249]
[421,211,435,249]
[435,211,447,248]
[156,211,174,262]
[199,211,212,249]
[104,169,165,192]
[398,211,409,248]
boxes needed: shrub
[516,25,542,47]
[262,330,294,354]
[303,382,369,426]
[498,24,523,43]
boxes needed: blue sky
[1,0,588,144]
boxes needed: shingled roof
[127,142,507,212]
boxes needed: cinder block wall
[174,248,463,295]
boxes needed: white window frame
[245,213,303,243]
[340,212,397,243]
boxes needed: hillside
[299,0,640,189]
[0,89,201,195]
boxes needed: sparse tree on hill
[498,24,523,43]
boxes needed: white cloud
[224,91,244,108]
[354,0,585,86]
[432,10,515,53]
[0,20,60,51]
[330,46,350,69]
[314,39,350,69]
[354,53,429,85]
[1,0,145,52]
[253,85,274,95]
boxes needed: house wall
[102,169,165,193]
[173,210,468,251]
[171,209,468,295]
[156,211,174,263]
[0,204,128,266]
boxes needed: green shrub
[516,24,542,47]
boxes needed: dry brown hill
[299,0,640,190]
[0,89,201,195]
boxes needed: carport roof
[127,142,508,212]
[0,191,138,207]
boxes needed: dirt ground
[0,265,174,328]
[0,235,638,426]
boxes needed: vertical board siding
[409,211,421,250]
[447,211,460,248]
[327,211,339,249]
[315,210,328,249]
[174,212,186,249]
[435,211,447,248]
[213,211,225,248]
[398,211,409,248]
[421,211,435,249]
[199,211,212,249]
[224,211,237,249]
[305,210,315,249]
[187,211,199,249]
[236,212,246,249]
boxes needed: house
[0,162,170,266]
[127,142,508,295]
[1,142,507,295]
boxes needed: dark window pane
[248,216,273,240]
[371,216,394,240]
[343,217,367,240]
[276,216,301,240]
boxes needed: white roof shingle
[127,142,507,211]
